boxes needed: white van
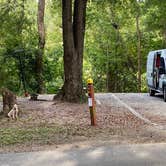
[147,49,166,101]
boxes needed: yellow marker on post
[87,78,96,126]
[87,78,93,84]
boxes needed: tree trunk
[1,88,17,116]
[61,0,87,102]
[106,44,112,92]
[36,0,45,93]
[136,15,141,93]
[17,0,27,94]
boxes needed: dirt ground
[0,94,166,153]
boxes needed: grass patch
[0,125,66,146]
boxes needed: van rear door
[147,51,154,87]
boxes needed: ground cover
[0,96,166,153]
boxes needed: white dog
[8,104,19,119]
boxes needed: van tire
[163,86,166,102]
[149,88,155,96]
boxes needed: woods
[0,0,166,101]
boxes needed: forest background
[0,0,166,95]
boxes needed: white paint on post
[88,98,93,107]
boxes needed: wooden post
[87,78,96,126]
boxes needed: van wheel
[163,86,166,102]
[149,89,155,96]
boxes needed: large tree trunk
[61,0,87,102]
[36,0,45,93]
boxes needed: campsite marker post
[87,78,96,126]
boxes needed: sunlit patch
[86,147,104,159]
[136,151,149,158]
[24,151,74,166]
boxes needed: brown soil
[0,96,166,153]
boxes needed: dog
[8,104,19,120]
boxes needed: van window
[156,54,160,67]
[160,57,165,69]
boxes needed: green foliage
[0,0,38,93]
[84,0,166,92]
[0,0,166,93]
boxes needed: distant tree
[60,0,88,102]
[135,0,142,92]
[36,0,45,93]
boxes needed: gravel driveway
[96,93,166,128]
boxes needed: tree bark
[36,0,45,93]
[1,88,17,116]
[61,0,87,102]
